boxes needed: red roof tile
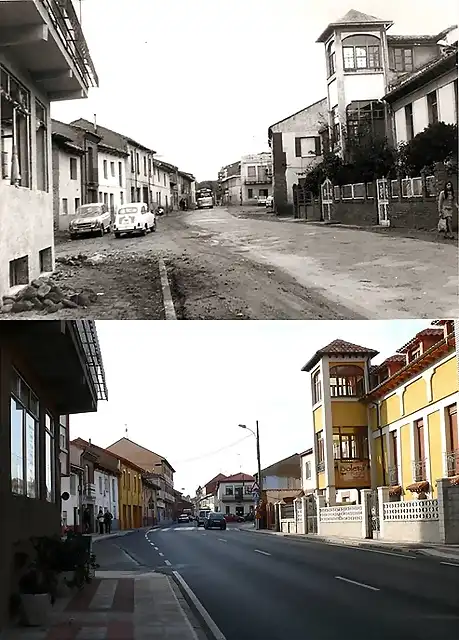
[397,328,444,354]
[302,339,378,372]
[219,473,255,483]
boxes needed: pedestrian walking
[83,507,91,534]
[437,181,457,239]
[97,508,105,534]
[104,510,113,534]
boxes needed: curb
[172,570,227,640]
[159,258,177,320]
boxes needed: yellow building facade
[117,459,143,530]
[303,320,458,504]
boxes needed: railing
[319,505,362,523]
[40,0,98,88]
[412,458,427,482]
[388,465,399,486]
[83,482,96,499]
[383,499,439,521]
[221,493,253,501]
[445,449,459,477]
[244,176,272,185]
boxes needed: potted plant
[19,568,52,626]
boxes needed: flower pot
[20,593,51,626]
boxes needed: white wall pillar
[302,496,307,534]
[316,494,326,535]
[361,489,372,538]
[378,486,390,540]
[321,356,336,503]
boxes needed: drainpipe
[376,403,387,486]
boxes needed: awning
[406,481,430,493]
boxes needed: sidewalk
[238,525,459,561]
[2,570,206,640]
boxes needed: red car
[224,514,244,523]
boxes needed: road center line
[352,547,416,559]
[218,538,227,543]
[441,561,459,567]
[335,576,380,591]
[254,549,271,556]
[164,560,171,566]
[158,552,164,557]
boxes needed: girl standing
[438,181,458,239]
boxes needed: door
[321,179,333,221]
[377,178,390,226]
[305,495,317,534]
[447,405,458,475]
[366,489,380,539]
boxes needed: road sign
[250,482,260,494]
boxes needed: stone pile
[1,276,98,314]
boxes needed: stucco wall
[98,153,126,213]
[382,519,441,543]
[318,520,362,538]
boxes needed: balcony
[82,482,96,501]
[221,493,253,502]
[0,0,98,100]
[412,458,427,482]
[445,450,459,477]
[244,176,272,185]
[388,465,399,486]
[334,459,371,489]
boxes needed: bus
[196,188,214,209]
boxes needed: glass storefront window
[26,413,37,498]
[45,413,55,502]
[11,398,24,494]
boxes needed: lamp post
[238,421,262,529]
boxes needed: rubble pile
[1,277,98,314]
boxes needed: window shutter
[295,137,302,157]
[315,137,322,156]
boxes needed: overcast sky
[69,319,432,496]
[52,0,456,181]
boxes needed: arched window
[327,41,336,77]
[329,365,365,397]
[342,34,381,71]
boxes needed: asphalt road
[97,524,459,640]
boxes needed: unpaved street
[3,207,456,320]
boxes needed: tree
[397,122,458,176]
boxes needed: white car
[257,196,267,206]
[69,203,111,238]
[178,514,190,523]
[114,202,156,238]
[266,195,273,208]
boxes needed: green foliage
[397,122,458,176]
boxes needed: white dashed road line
[218,539,227,543]
[158,552,164,557]
[441,561,459,567]
[335,576,380,591]
[254,549,271,556]
[164,560,171,566]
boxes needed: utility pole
[256,420,262,530]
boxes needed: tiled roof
[317,8,392,42]
[205,473,227,486]
[302,339,379,372]
[397,328,445,354]
[268,97,327,134]
[219,473,255,483]
[371,354,406,373]
[70,118,154,154]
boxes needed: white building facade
[97,148,128,215]
[126,140,155,206]
[94,468,119,529]
[0,0,97,300]
[216,474,255,517]
[240,152,273,205]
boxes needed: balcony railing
[221,493,253,502]
[412,458,427,482]
[40,0,99,88]
[388,465,399,486]
[244,176,272,185]
[445,449,459,477]
[82,482,96,500]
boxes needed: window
[342,35,381,71]
[446,404,458,475]
[62,198,68,214]
[143,156,147,176]
[99,476,103,494]
[316,431,325,471]
[128,472,131,489]
[312,369,322,404]
[427,91,438,125]
[392,47,413,72]
[35,100,48,191]
[112,478,116,495]
[346,101,385,139]
[163,173,166,186]
[70,157,78,180]
[0,67,30,187]
[327,41,336,76]
[225,506,230,514]
[134,476,137,492]
[103,159,108,179]
[409,345,422,362]
[136,152,140,174]
[247,166,256,178]
[70,474,77,495]
[295,137,321,157]
[45,413,55,502]
[225,486,233,495]
[103,192,108,205]
[120,192,124,205]
[304,460,312,480]
[333,428,369,460]
[454,80,458,124]
[109,193,114,212]
[329,365,365,397]
[118,161,123,187]
[39,247,52,273]
[248,188,253,198]
[130,151,135,173]
[75,197,80,212]
[405,104,414,141]
[110,161,115,177]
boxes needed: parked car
[69,203,111,239]
[257,196,267,206]
[224,514,244,523]
[244,512,255,521]
[178,514,190,523]
[197,509,211,527]
[204,513,227,530]
[113,202,156,238]
[265,195,273,208]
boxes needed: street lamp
[238,421,262,529]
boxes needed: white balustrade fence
[383,499,439,522]
[319,505,362,523]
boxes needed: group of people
[82,507,114,535]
